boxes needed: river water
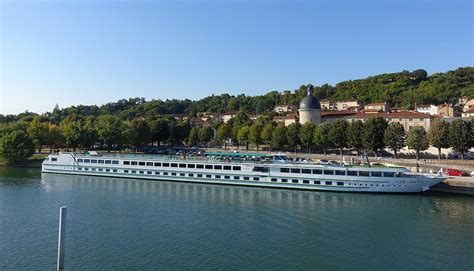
[0,167,473,270]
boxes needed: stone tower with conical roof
[298,84,321,125]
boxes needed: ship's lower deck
[42,165,442,193]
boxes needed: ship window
[171,172,176,176]
[124,170,129,173]
[314,180,320,185]
[224,166,231,170]
[335,170,346,176]
[197,174,202,177]
[324,170,334,175]
[77,159,83,162]
[189,173,194,177]
[132,170,136,173]
[253,166,269,172]
[337,182,344,186]
[139,171,144,174]
[139,162,145,166]
[205,165,212,169]
[280,168,290,173]
[91,159,97,163]
[302,169,311,174]
[254,177,259,181]
[98,160,104,164]
[112,160,118,164]
[359,171,369,177]
[313,169,322,174]
[113,169,117,172]
[292,179,298,183]
[154,162,161,167]
[91,168,96,171]
[291,168,300,174]
[179,163,186,168]
[123,161,130,165]
[281,179,288,183]
[180,173,185,176]
[106,169,110,172]
[155,172,160,175]
[51,157,57,162]
[163,172,168,176]
[78,167,82,170]
[371,172,382,177]
[206,175,212,178]
[232,166,241,171]
[171,163,178,167]
[214,165,222,170]
[187,164,195,168]
[197,164,204,169]
[234,176,240,180]
[325,181,332,185]
[98,168,103,171]
[224,176,230,179]
[162,163,169,167]
[105,160,111,164]
[303,180,310,184]
[244,177,250,180]
[215,175,221,179]
[146,162,153,166]
[84,159,90,163]
[147,171,152,175]
[131,161,137,166]
[384,172,395,177]
[347,170,358,176]
[271,178,277,182]
[84,168,89,171]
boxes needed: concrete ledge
[430,177,474,195]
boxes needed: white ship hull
[42,153,444,193]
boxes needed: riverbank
[0,154,46,168]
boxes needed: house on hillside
[273,112,299,126]
[364,102,389,112]
[273,104,296,114]
[347,111,433,131]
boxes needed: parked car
[444,168,466,177]
[448,152,474,159]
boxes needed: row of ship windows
[280,168,401,178]
[75,159,242,171]
[75,168,406,187]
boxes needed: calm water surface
[1,167,473,270]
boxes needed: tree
[0,130,35,164]
[27,117,49,152]
[299,123,314,153]
[363,117,388,156]
[384,122,406,159]
[328,120,348,158]
[313,123,331,155]
[217,123,232,149]
[120,121,138,150]
[198,127,213,148]
[231,125,241,149]
[79,117,98,149]
[188,127,200,147]
[45,124,64,152]
[96,115,123,152]
[448,120,472,160]
[149,118,170,146]
[287,123,301,153]
[407,126,429,160]
[171,121,191,145]
[59,117,82,151]
[428,120,450,160]
[271,124,288,150]
[261,123,274,151]
[249,123,263,151]
[347,120,365,155]
[131,118,151,148]
[237,125,250,150]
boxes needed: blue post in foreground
[57,206,67,271]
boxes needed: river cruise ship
[41,152,445,193]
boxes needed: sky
[0,0,472,115]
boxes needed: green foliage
[96,115,123,151]
[0,130,35,164]
[363,117,388,154]
[286,123,301,151]
[347,120,365,154]
[383,122,406,158]
[448,120,472,159]
[313,123,331,154]
[261,123,274,149]
[407,126,429,160]
[271,124,288,150]
[149,118,170,146]
[428,120,450,159]
[131,118,151,147]
[198,127,213,145]
[237,125,250,150]
[217,123,232,148]
[299,123,314,153]
[171,121,191,145]
[27,117,49,152]
[328,120,348,154]
[249,123,263,150]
